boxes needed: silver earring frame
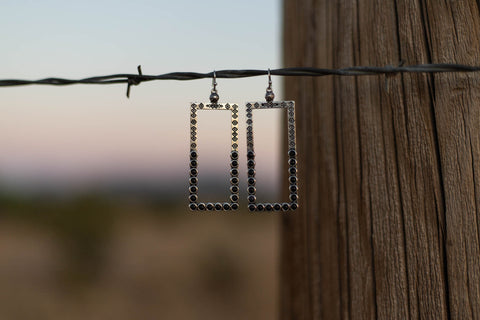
[189,71,240,211]
[246,69,298,212]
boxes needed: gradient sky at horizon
[0,0,284,196]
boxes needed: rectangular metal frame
[189,102,239,211]
[246,101,298,212]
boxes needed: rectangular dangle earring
[246,69,298,212]
[189,71,240,211]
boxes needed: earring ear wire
[265,69,275,102]
[210,70,219,103]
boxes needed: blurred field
[0,196,279,320]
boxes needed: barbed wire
[1,63,479,98]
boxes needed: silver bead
[265,89,275,102]
[210,91,219,103]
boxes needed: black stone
[288,149,296,158]
[231,203,239,210]
[215,203,222,210]
[289,167,296,175]
[248,195,256,203]
[247,168,255,177]
[190,160,197,167]
[223,203,231,210]
[290,203,298,210]
[189,203,197,211]
[230,194,239,202]
[189,186,197,193]
[273,203,281,211]
[248,204,256,212]
[289,176,297,184]
[247,151,255,159]
[231,160,238,168]
[282,203,290,211]
[257,203,264,211]
[190,151,197,159]
[265,204,273,211]
[198,203,206,210]
[189,177,198,185]
[190,168,198,176]
[206,203,214,210]
[289,185,298,193]
[230,186,239,193]
[230,177,239,185]
[248,177,256,186]
[247,160,255,168]
[288,159,297,166]
[189,194,198,202]
[290,194,298,202]
[230,168,239,176]
[247,186,256,194]
[231,151,238,160]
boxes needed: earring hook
[268,69,272,89]
[212,71,217,92]
[210,70,219,103]
[265,68,275,102]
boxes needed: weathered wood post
[281,1,480,319]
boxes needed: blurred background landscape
[0,195,278,320]
[0,0,283,319]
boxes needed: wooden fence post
[281,1,480,319]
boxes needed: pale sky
[0,0,283,197]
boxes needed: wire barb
[126,65,143,98]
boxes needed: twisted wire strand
[1,64,479,96]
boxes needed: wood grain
[281,1,480,319]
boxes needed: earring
[246,69,298,212]
[189,71,240,211]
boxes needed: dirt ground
[0,205,279,320]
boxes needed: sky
[0,0,284,197]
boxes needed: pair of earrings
[188,70,298,212]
